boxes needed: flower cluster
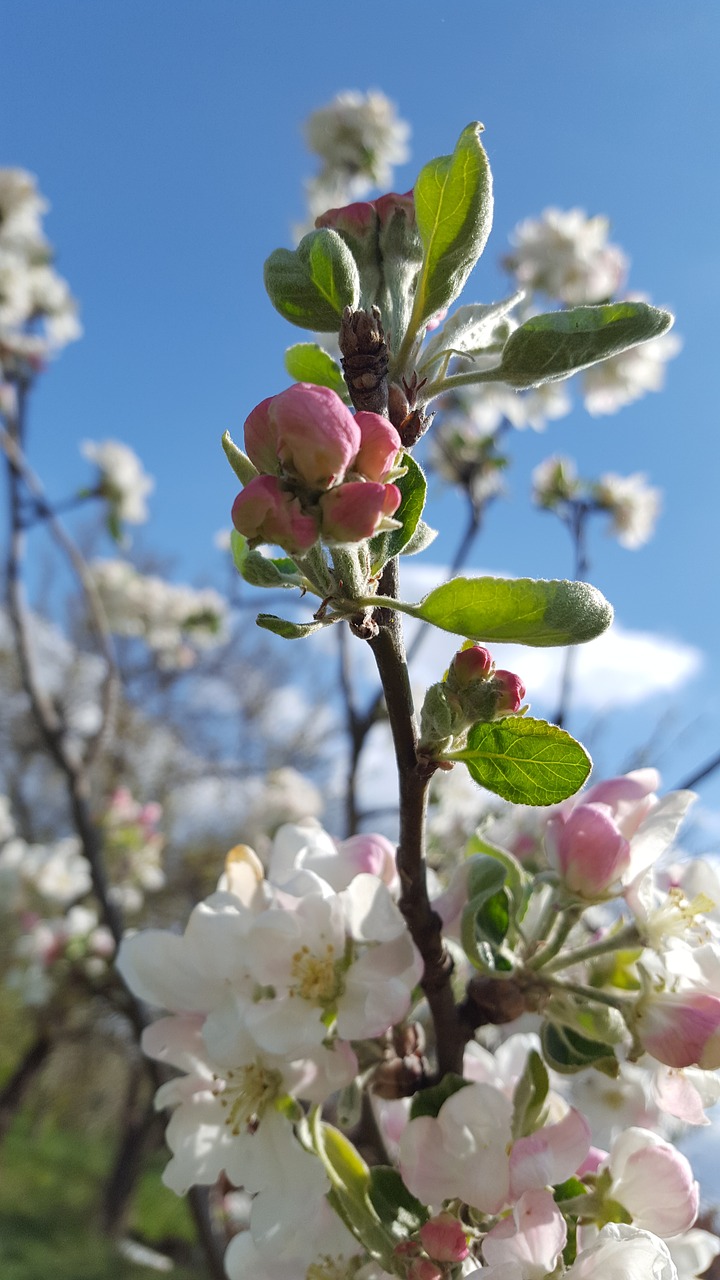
[231,382,403,555]
[89,558,228,668]
[504,208,629,306]
[7,904,114,1007]
[532,454,662,549]
[80,438,155,537]
[100,787,165,914]
[117,834,420,1265]
[0,168,81,380]
[303,90,411,223]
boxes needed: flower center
[290,943,341,1003]
[651,887,714,944]
[214,1062,282,1135]
[306,1257,361,1280]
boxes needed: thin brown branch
[366,560,465,1077]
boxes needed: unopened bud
[320,480,401,543]
[407,1258,443,1280]
[353,411,402,481]
[231,476,319,556]
[492,669,526,713]
[448,644,494,688]
[419,1214,469,1264]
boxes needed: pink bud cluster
[231,383,402,555]
[448,644,526,714]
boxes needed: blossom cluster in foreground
[117,770,720,1280]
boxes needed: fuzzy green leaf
[255,612,337,639]
[413,576,612,646]
[512,1050,550,1140]
[231,532,301,589]
[284,342,349,398]
[499,301,674,388]
[264,229,360,331]
[221,430,258,485]
[541,1022,619,1077]
[455,717,591,806]
[370,454,427,572]
[413,123,494,326]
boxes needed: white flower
[223,1190,362,1279]
[583,329,681,415]
[665,1229,720,1280]
[603,1127,698,1237]
[89,559,228,667]
[482,1188,567,1279]
[304,90,410,189]
[399,1082,514,1211]
[565,1223,678,1280]
[506,208,628,304]
[595,471,662,548]
[81,438,155,526]
[532,455,579,508]
[0,170,48,255]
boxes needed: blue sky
[5,1,720,818]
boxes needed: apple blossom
[564,1223,678,1280]
[245,383,361,490]
[482,1189,567,1278]
[545,802,631,899]
[232,475,320,556]
[319,479,401,542]
[81,438,155,527]
[595,471,662,549]
[634,988,720,1070]
[504,208,628,305]
[602,1127,698,1237]
[583,329,681,415]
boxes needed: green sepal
[369,454,427,572]
[309,1113,396,1266]
[368,1167,429,1238]
[541,1021,619,1076]
[511,1049,550,1140]
[221,430,258,485]
[231,531,303,589]
[554,1177,589,1203]
[412,123,494,328]
[412,576,613,647]
[409,1073,469,1120]
[256,612,339,639]
[498,301,674,388]
[454,717,592,806]
[264,229,360,331]
[284,342,349,399]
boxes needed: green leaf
[401,518,438,557]
[369,454,427,572]
[412,123,494,327]
[410,1073,469,1120]
[231,531,302,589]
[461,855,514,972]
[554,1177,589,1202]
[545,992,627,1046]
[541,1021,619,1076]
[284,342,349,398]
[455,718,591,806]
[256,612,338,639]
[465,838,528,906]
[412,576,613,647]
[498,301,674,388]
[309,1115,396,1265]
[221,430,258,485]
[512,1050,550,1140]
[419,294,523,374]
[264,229,360,331]
[368,1167,428,1236]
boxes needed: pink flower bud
[320,480,401,543]
[337,833,397,885]
[420,1213,469,1263]
[406,1259,443,1280]
[353,412,402,481]
[244,384,361,490]
[231,475,319,556]
[582,769,659,839]
[545,802,631,898]
[315,200,378,238]
[242,395,281,477]
[635,989,720,1069]
[449,644,494,687]
[493,670,526,713]
[374,190,416,228]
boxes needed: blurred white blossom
[81,438,155,529]
[0,168,81,369]
[89,559,228,668]
[303,90,410,223]
[596,471,662,549]
[505,207,628,304]
[583,329,681,415]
